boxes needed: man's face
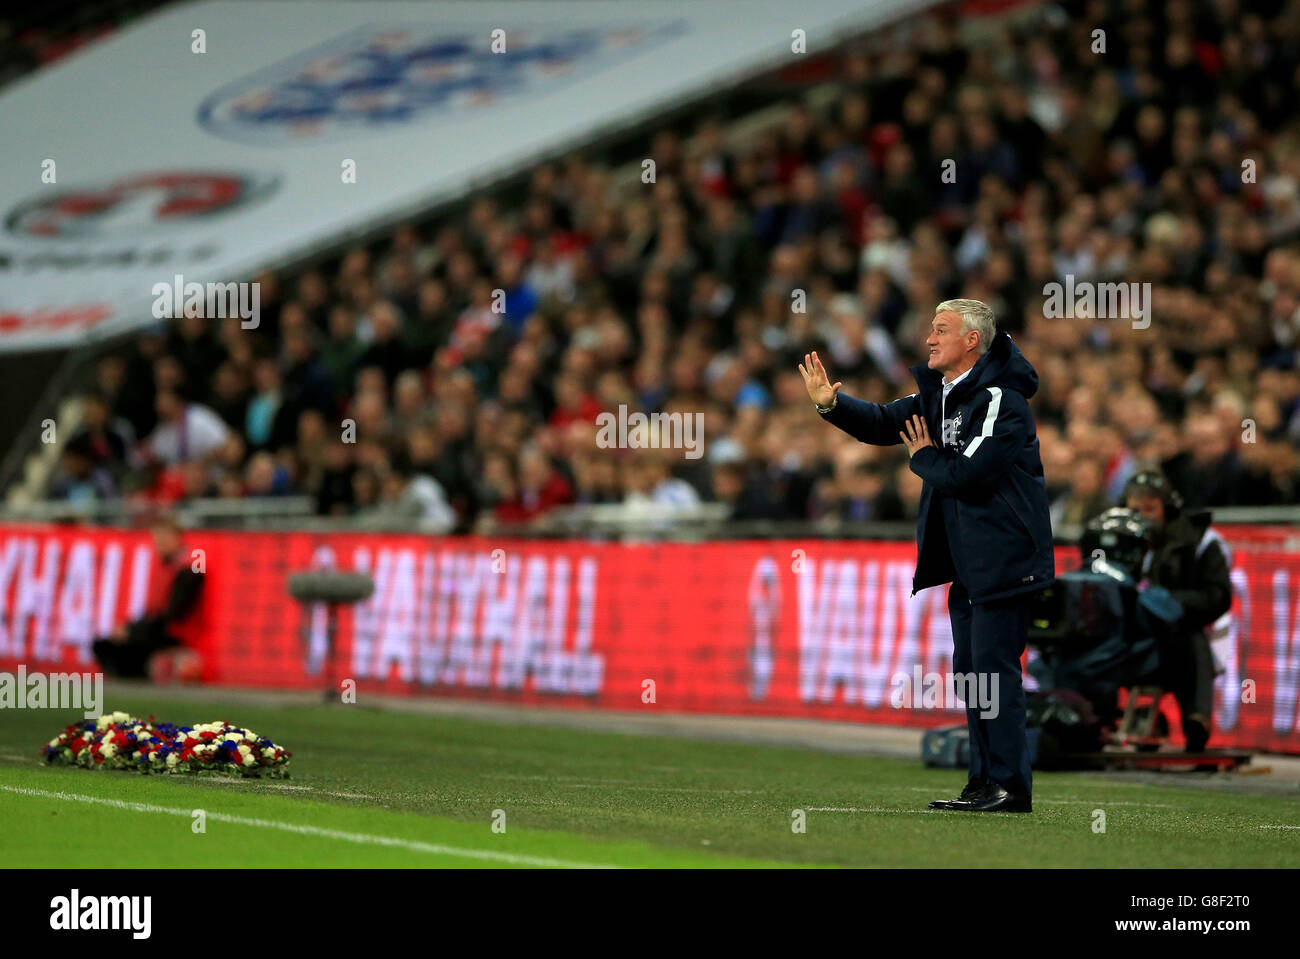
[1126,493,1165,528]
[926,310,976,377]
[152,523,181,557]
[83,399,108,429]
[1187,418,1227,465]
[63,451,90,479]
[156,392,182,423]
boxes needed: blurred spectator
[621,450,702,520]
[64,391,133,478]
[379,453,456,533]
[49,447,116,502]
[1051,459,1113,531]
[144,389,230,467]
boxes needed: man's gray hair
[935,299,996,355]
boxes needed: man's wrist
[815,394,838,414]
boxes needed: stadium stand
[11,0,1300,538]
[0,1,168,88]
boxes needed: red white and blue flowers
[43,712,291,777]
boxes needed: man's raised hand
[900,414,935,458]
[799,351,842,408]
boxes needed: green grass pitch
[2,693,1297,867]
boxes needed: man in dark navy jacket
[800,299,1054,813]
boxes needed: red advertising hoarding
[1,523,1298,754]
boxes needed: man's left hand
[900,414,935,458]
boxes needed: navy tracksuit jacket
[820,331,1054,797]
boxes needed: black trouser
[948,579,1033,798]
[92,618,178,679]
[1158,630,1214,746]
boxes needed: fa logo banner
[197,22,687,145]
[942,412,962,448]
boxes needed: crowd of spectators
[0,1,165,90]
[49,1,1300,533]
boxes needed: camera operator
[1032,508,1181,720]
[1122,470,1233,752]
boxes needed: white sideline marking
[1259,825,1300,830]
[903,788,1173,808]
[174,779,376,800]
[195,779,313,791]
[488,773,754,794]
[1031,799,1173,808]
[488,774,642,783]
[812,801,1172,813]
[0,785,614,868]
[808,807,932,814]
[563,783,755,794]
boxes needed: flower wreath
[44,712,291,778]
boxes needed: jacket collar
[910,351,988,403]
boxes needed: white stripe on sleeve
[962,386,1002,458]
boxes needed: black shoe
[928,778,986,810]
[1184,719,1209,753]
[946,784,1032,813]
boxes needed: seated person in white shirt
[144,389,231,466]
